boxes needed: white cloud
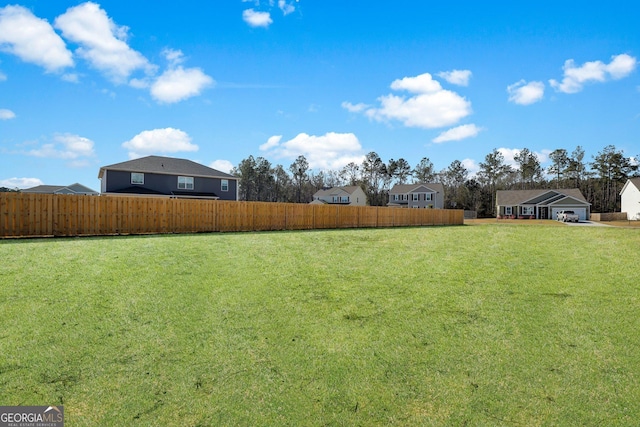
[341,101,369,113]
[606,54,637,78]
[259,135,282,151]
[497,148,521,167]
[54,133,95,157]
[0,70,7,81]
[150,66,214,103]
[162,48,185,67]
[61,73,79,83]
[27,133,95,161]
[210,160,234,174]
[432,124,483,143]
[278,0,296,15]
[0,5,74,72]
[537,149,551,164]
[497,147,550,168]
[461,158,479,177]
[0,108,16,120]
[350,72,472,129]
[0,177,43,189]
[129,77,149,89]
[243,9,273,28]
[122,128,198,159]
[549,54,637,94]
[54,2,151,83]
[390,73,443,93]
[437,69,472,86]
[507,80,545,105]
[260,132,365,170]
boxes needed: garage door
[551,208,587,221]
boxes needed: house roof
[22,183,98,194]
[98,155,236,180]
[620,177,640,195]
[22,185,66,193]
[313,186,362,197]
[389,183,444,194]
[496,188,589,206]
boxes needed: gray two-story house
[98,155,238,200]
[388,183,445,209]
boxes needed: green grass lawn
[1,224,639,426]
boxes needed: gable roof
[98,155,236,180]
[22,183,98,194]
[66,183,99,193]
[22,185,66,193]
[389,183,444,194]
[496,189,589,206]
[620,177,640,195]
[313,186,363,198]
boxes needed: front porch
[497,205,549,219]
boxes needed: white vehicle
[557,210,579,223]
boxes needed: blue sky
[1,1,638,190]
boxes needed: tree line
[231,144,638,216]
[2,144,635,216]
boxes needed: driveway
[563,220,611,227]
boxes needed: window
[412,205,419,208]
[221,179,229,191]
[131,172,144,184]
[522,206,534,215]
[412,194,420,201]
[332,196,339,203]
[393,194,399,201]
[425,193,433,201]
[178,176,194,190]
[341,196,349,203]
[505,206,512,215]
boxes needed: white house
[620,178,640,220]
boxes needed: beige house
[388,183,445,209]
[496,188,590,220]
[620,178,640,220]
[311,186,367,206]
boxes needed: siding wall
[104,170,237,200]
[621,184,640,220]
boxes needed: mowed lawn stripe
[1,225,639,426]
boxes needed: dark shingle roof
[99,155,236,179]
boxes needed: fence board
[0,193,463,238]
[377,208,394,227]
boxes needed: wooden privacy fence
[0,193,463,238]
[590,212,627,221]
